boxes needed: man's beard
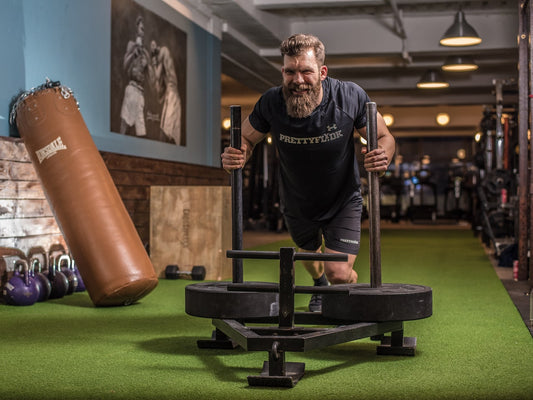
[282,81,322,118]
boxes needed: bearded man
[221,34,395,312]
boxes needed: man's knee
[325,264,357,284]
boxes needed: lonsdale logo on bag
[36,136,67,164]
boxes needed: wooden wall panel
[99,152,229,251]
[150,186,232,280]
[0,137,229,280]
[0,137,66,279]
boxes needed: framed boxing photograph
[110,0,187,146]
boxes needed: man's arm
[221,116,266,171]
[150,53,163,95]
[123,41,138,70]
[357,112,395,173]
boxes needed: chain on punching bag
[10,79,158,306]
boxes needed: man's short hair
[136,16,144,27]
[280,34,326,66]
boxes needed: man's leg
[300,247,357,312]
[323,248,358,284]
[299,247,328,312]
[321,192,362,284]
[282,215,330,312]
[120,119,130,135]
[299,248,324,279]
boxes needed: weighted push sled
[185,104,432,388]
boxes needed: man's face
[150,40,158,55]
[281,49,327,118]
[137,20,145,38]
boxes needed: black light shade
[440,10,482,46]
[417,69,449,89]
[442,55,478,71]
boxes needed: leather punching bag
[10,80,158,306]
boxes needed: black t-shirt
[249,77,370,221]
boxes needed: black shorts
[284,192,363,255]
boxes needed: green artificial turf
[1,229,532,399]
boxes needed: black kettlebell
[58,254,78,295]
[3,259,40,306]
[47,254,69,299]
[30,258,52,302]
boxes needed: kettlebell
[27,247,52,302]
[70,258,86,292]
[30,258,52,302]
[1,246,28,285]
[3,259,40,306]
[47,254,69,299]
[58,254,78,295]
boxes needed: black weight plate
[322,283,432,322]
[185,282,279,319]
[165,265,179,280]
[191,266,206,280]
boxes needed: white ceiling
[184,0,519,137]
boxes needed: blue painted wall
[0,0,221,167]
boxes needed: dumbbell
[165,265,206,281]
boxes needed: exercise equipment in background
[165,265,206,281]
[47,254,69,300]
[443,159,475,221]
[3,259,40,306]
[405,157,438,222]
[379,171,403,223]
[470,79,518,260]
[27,246,52,302]
[30,260,52,303]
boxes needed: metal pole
[279,247,295,328]
[527,1,533,284]
[518,1,530,282]
[366,102,382,288]
[493,79,504,170]
[230,105,243,283]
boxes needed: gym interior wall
[0,0,222,167]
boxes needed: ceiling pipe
[221,52,277,87]
[386,0,412,64]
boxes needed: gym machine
[405,158,438,222]
[379,170,403,222]
[443,159,475,222]
[472,80,518,258]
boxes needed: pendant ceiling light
[440,10,482,47]
[436,112,450,126]
[442,55,479,72]
[417,69,449,89]
[382,113,394,127]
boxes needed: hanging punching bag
[10,80,158,306]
